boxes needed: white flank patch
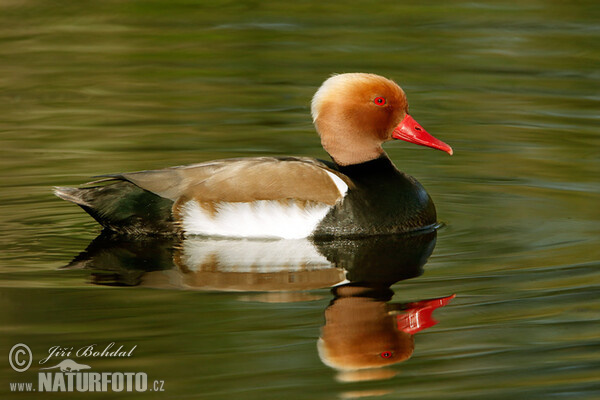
[181,200,332,239]
[325,170,348,197]
[182,238,332,272]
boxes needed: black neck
[333,154,398,179]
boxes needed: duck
[54,73,452,239]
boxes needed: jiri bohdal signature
[39,342,137,365]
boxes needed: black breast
[314,156,437,238]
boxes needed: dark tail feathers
[54,181,179,236]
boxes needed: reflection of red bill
[396,294,456,334]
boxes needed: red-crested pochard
[54,73,452,238]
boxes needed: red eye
[374,97,386,106]
[380,351,393,359]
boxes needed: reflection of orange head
[318,296,414,371]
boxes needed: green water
[1,1,599,398]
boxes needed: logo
[8,342,165,393]
[9,344,32,372]
[40,359,91,372]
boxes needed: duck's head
[311,73,453,166]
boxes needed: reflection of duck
[314,229,454,382]
[64,228,454,385]
[65,232,343,292]
[318,285,454,382]
[64,228,437,293]
[319,285,415,372]
[55,73,451,238]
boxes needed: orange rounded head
[311,73,452,166]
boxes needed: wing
[83,157,351,238]
[113,156,350,206]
